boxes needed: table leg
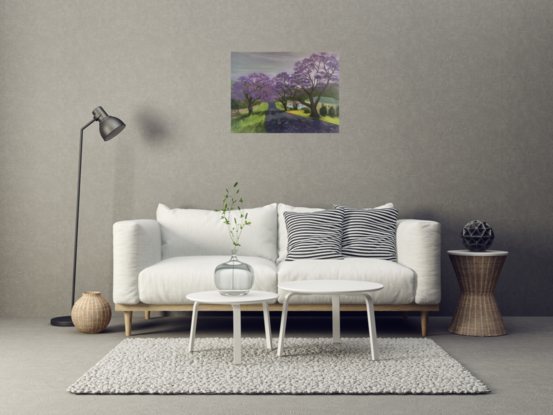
[362,293,378,360]
[277,292,295,357]
[188,302,199,353]
[232,304,241,365]
[262,301,272,350]
[332,295,341,343]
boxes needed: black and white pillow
[334,205,399,261]
[284,209,345,261]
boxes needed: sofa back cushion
[277,203,394,263]
[157,203,278,262]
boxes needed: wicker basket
[71,291,112,334]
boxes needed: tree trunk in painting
[245,95,256,116]
[307,96,319,118]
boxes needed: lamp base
[51,316,74,327]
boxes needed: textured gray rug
[68,337,489,394]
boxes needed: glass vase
[214,249,254,296]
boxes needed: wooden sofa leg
[421,311,429,337]
[145,311,150,320]
[124,311,133,337]
[403,312,409,320]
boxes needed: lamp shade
[99,116,126,141]
[92,106,126,141]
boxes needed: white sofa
[113,203,441,336]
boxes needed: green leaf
[245,213,248,218]
[226,189,229,193]
[234,218,237,224]
[239,198,243,203]
[236,190,239,194]
[234,182,238,187]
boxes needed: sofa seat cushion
[139,256,277,304]
[277,258,415,305]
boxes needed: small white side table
[186,290,278,365]
[277,280,384,360]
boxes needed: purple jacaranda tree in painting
[274,72,302,111]
[231,73,274,116]
[273,72,297,112]
[293,53,339,118]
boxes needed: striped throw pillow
[284,209,345,261]
[334,205,399,261]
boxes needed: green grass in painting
[231,102,269,133]
[288,110,340,125]
[275,102,285,111]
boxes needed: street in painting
[231,52,339,133]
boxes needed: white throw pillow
[277,203,394,264]
[157,203,278,262]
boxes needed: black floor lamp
[51,107,126,327]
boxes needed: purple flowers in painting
[231,52,339,133]
[293,53,339,117]
[232,73,275,116]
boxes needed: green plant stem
[218,183,250,249]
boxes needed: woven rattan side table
[448,250,508,337]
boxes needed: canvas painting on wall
[231,52,339,133]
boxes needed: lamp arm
[71,118,96,307]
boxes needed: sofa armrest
[113,220,161,305]
[396,219,441,305]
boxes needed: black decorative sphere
[461,220,495,252]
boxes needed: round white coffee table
[277,280,384,360]
[186,290,278,365]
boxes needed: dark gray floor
[1,314,552,415]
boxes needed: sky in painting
[231,52,337,80]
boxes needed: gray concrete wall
[1,0,552,317]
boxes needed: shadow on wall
[134,107,171,145]
[110,106,174,223]
[112,131,136,222]
[407,208,441,223]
